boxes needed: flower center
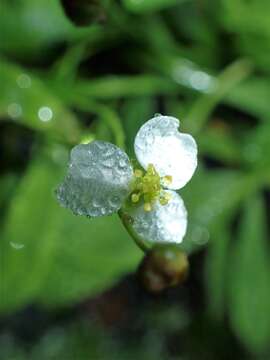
[130,164,172,212]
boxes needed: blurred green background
[1,0,270,359]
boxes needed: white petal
[56,141,133,217]
[134,115,198,189]
[125,191,187,245]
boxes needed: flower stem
[118,209,149,253]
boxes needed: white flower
[56,115,198,245]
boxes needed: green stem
[118,209,149,253]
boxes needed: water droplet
[119,159,127,168]
[17,73,31,89]
[10,242,25,250]
[109,195,120,207]
[146,137,153,146]
[7,103,22,118]
[92,199,101,208]
[38,106,53,122]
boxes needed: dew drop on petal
[124,191,187,245]
[56,141,133,217]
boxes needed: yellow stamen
[134,169,143,178]
[144,203,152,212]
[159,192,172,206]
[162,175,173,186]
[130,164,173,212]
[131,193,140,203]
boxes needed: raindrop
[189,71,213,92]
[17,73,31,89]
[119,158,127,168]
[38,106,53,122]
[92,199,101,208]
[7,103,22,118]
[109,195,120,207]
[10,242,25,250]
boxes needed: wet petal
[134,115,198,189]
[56,141,133,217]
[125,191,187,245]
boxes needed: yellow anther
[163,175,173,185]
[130,164,173,212]
[134,169,143,178]
[159,192,172,206]
[131,193,140,203]
[144,203,152,212]
[147,164,156,175]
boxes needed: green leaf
[225,77,270,119]
[74,75,178,99]
[71,98,125,149]
[0,149,141,313]
[241,122,270,170]
[221,0,270,37]
[0,60,81,144]
[228,195,270,353]
[198,126,241,165]
[121,97,155,155]
[206,222,230,319]
[181,168,261,253]
[122,0,186,13]
[0,173,18,210]
[0,155,64,313]
[0,0,79,60]
[184,59,253,135]
[38,211,141,307]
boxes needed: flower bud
[60,0,106,26]
[138,245,189,293]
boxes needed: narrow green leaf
[0,150,141,312]
[122,0,186,13]
[38,210,141,307]
[0,60,81,144]
[0,155,63,313]
[225,77,270,119]
[206,222,231,319]
[181,168,261,253]
[74,75,178,99]
[185,59,253,135]
[121,97,155,155]
[228,195,270,353]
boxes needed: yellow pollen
[144,203,152,212]
[130,164,173,212]
[134,169,143,178]
[131,193,140,203]
[159,191,172,206]
[163,175,172,185]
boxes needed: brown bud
[61,0,106,26]
[138,245,189,293]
